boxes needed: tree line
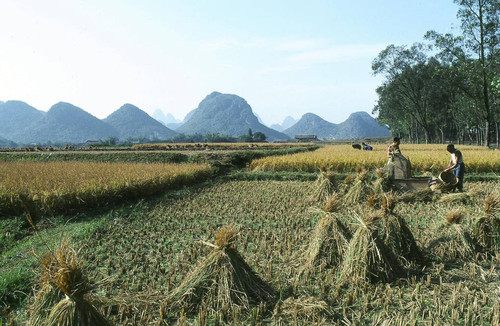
[373,0,499,146]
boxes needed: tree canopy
[373,0,499,145]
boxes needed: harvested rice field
[4,176,499,325]
[1,145,500,325]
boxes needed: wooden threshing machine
[387,154,430,192]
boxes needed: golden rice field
[249,144,500,173]
[0,161,212,216]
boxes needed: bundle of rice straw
[311,170,337,203]
[298,213,352,279]
[336,214,402,288]
[484,193,500,218]
[342,174,356,191]
[367,192,398,214]
[400,188,435,203]
[27,239,110,326]
[474,193,500,254]
[427,209,477,261]
[372,169,391,195]
[437,192,470,204]
[323,192,342,213]
[273,296,332,324]
[378,199,422,264]
[344,170,373,205]
[163,226,277,316]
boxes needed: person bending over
[444,144,465,192]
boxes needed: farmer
[362,142,373,150]
[386,137,401,164]
[444,144,465,192]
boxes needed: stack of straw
[163,226,276,317]
[27,239,110,326]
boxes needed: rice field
[2,144,500,325]
[6,177,494,325]
[0,161,212,216]
[132,142,316,151]
[249,144,500,173]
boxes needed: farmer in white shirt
[444,144,465,192]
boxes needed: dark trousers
[453,162,465,191]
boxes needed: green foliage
[203,132,235,143]
[253,131,267,142]
[0,266,34,308]
[374,0,500,145]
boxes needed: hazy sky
[0,0,460,125]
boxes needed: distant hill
[0,97,389,144]
[283,111,389,140]
[152,109,183,128]
[283,113,338,139]
[183,109,196,122]
[177,92,289,141]
[28,102,117,144]
[271,116,297,132]
[270,124,283,132]
[152,109,168,125]
[336,111,390,139]
[0,136,17,147]
[104,104,177,140]
[0,101,46,143]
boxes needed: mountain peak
[104,104,176,140]
[284,111,389,140]
[177,92,289,141]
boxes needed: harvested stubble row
[68,179,500,324]
[0,161,212,216]
[249,144,500,173]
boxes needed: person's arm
[444,155,458,172]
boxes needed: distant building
[295,134,318,142]
[83,140,101,145]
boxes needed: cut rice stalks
[474,216,500,254]
[27,239,110,326]
[484,193,500,218]
[400,188,435,203]
[163,226,277,317]
[379,213,422,265]
[367,192,398,215]
[474,193,500,254]
[336,214,402,289]
[344,170,373,205]
[427,210,477,262]
[366,192,422,264]
[311,170,337,203]
[297,213,352,280]
[273,296,332,324]
[372,169,391,195]
[437,192,470,204]
[323,192,343,213]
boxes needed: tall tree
[426,0,500,146]
[373,44,452,143]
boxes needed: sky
[0,0,461,126]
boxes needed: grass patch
[0,214,109,311]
